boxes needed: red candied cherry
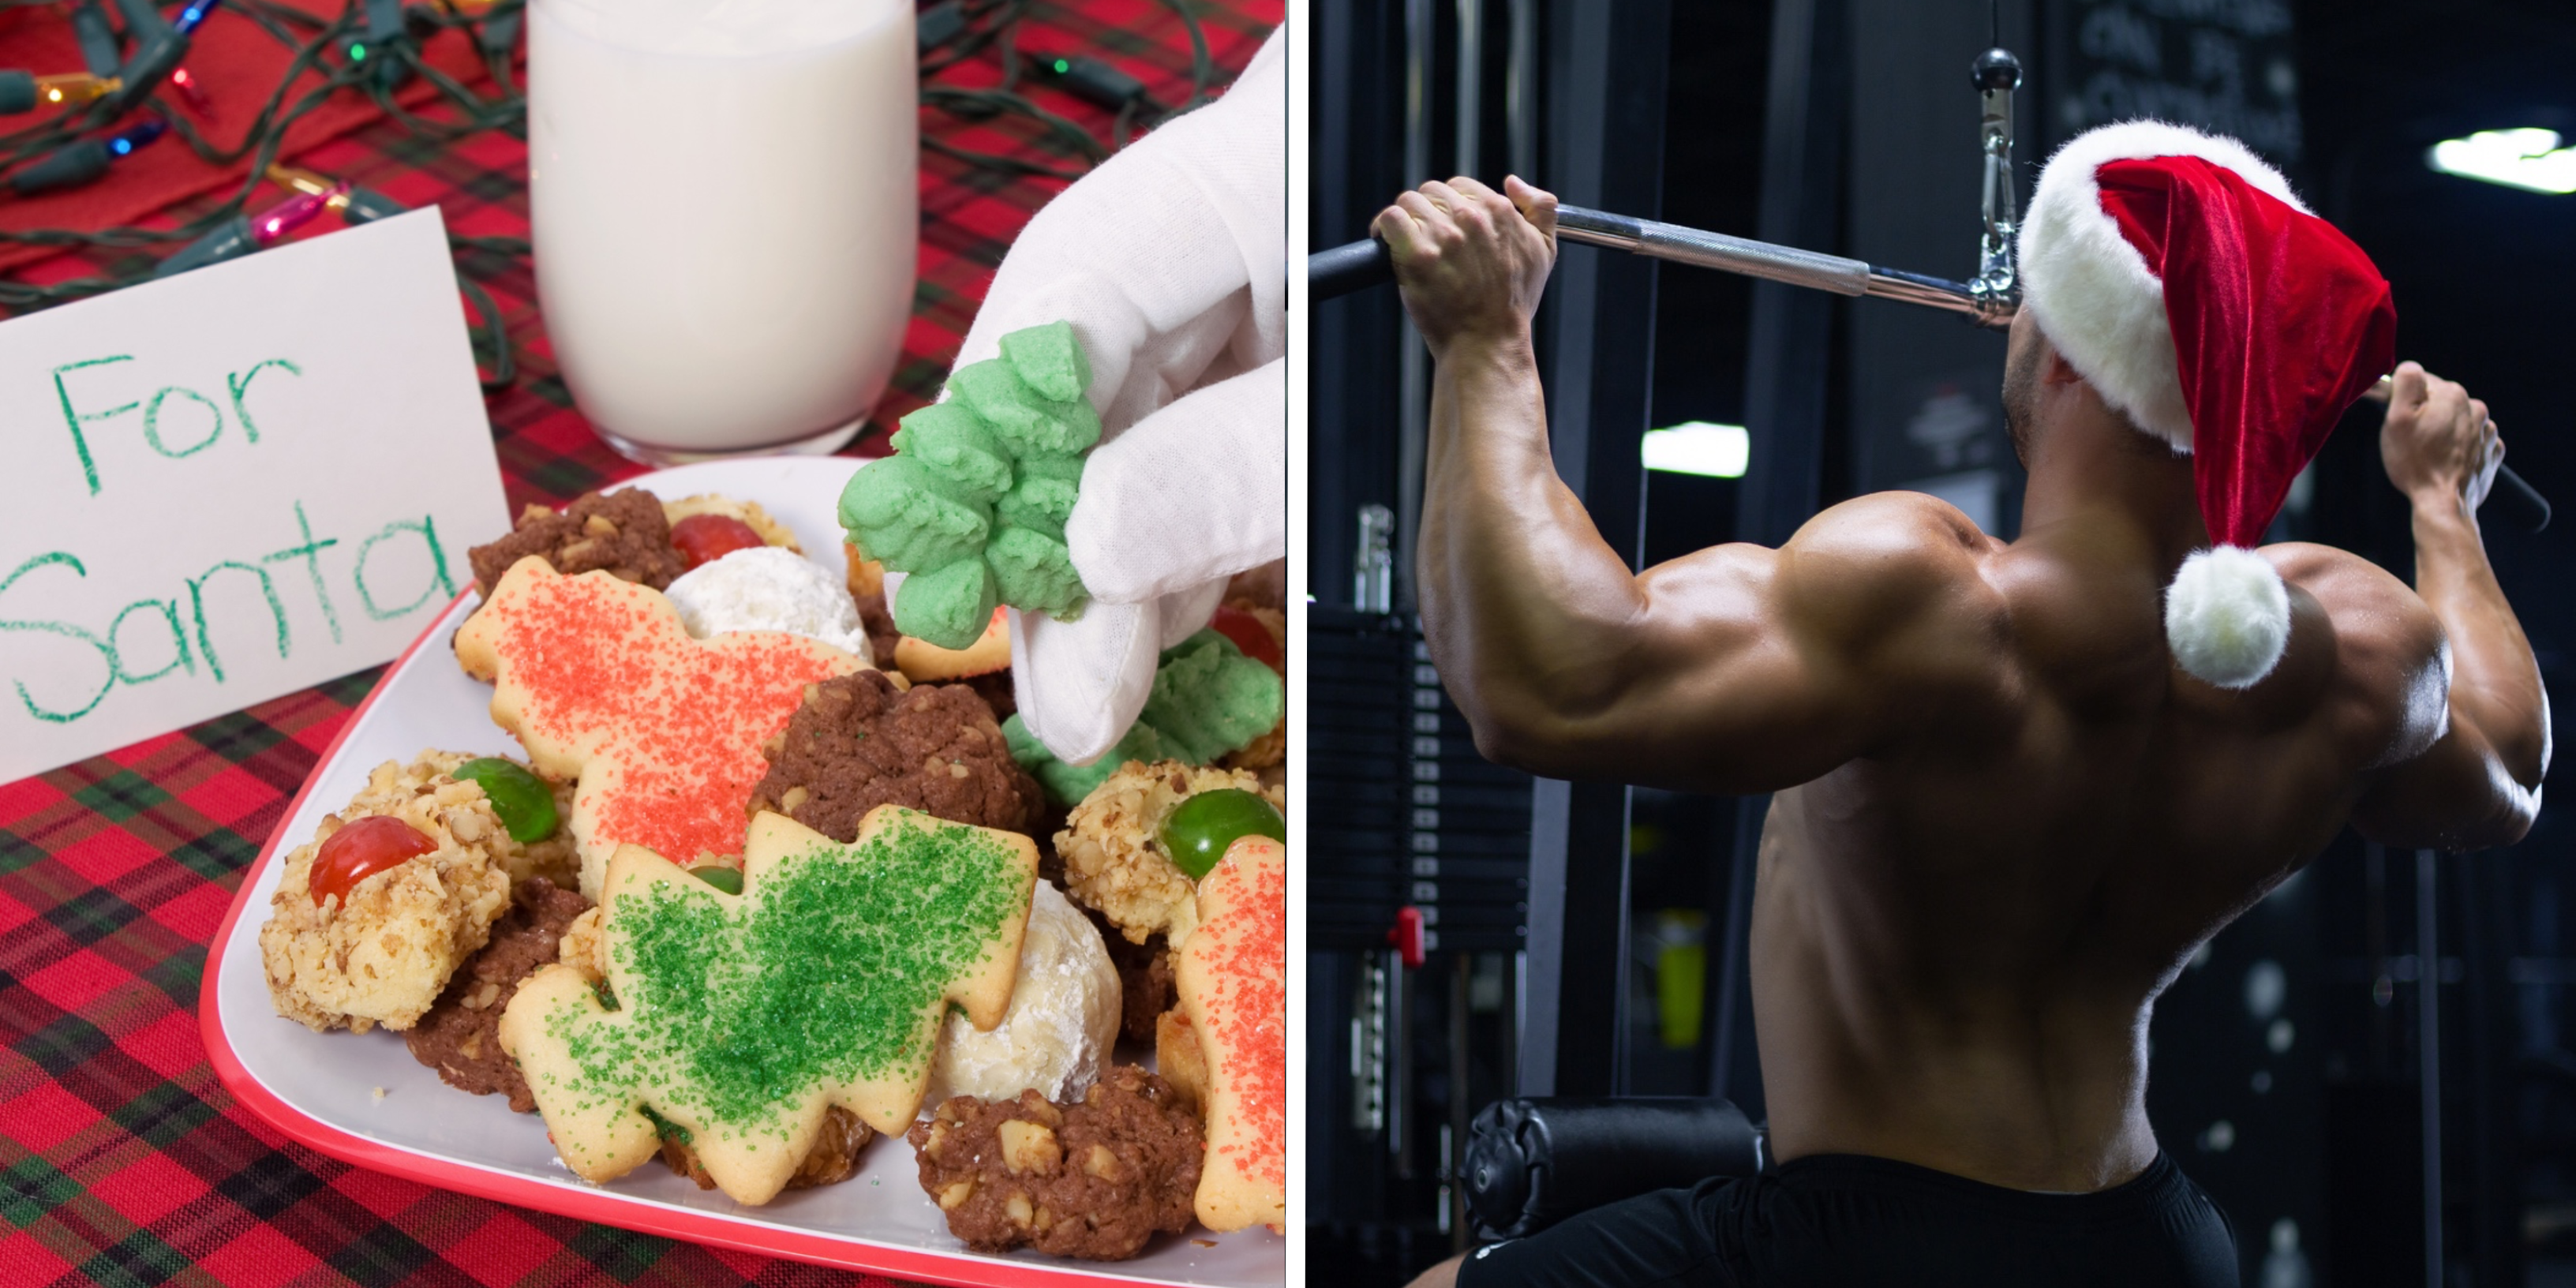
[669,514,767,571]
[309,814,439,908]
[1211,605,1283,672]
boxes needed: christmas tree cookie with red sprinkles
[496,807,1039,1206]
[454,556,865,899]
[1175,833,1286,1233]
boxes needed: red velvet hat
[2019,121,2397,688]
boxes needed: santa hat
[2017,120,2396,688]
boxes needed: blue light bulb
[174,0,222,35]
[109,119,167,155]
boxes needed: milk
[529,0,915,461]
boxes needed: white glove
[942,26,1286,765]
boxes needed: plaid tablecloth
[0,3,1279,1283]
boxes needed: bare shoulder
[1757,491,2011,702]
[2264,542,2447,768]
[1775,491,2001,632]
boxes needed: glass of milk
[529,0,915,463]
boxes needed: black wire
[923,84,1109,166]
[920,0,1032,76]
[159,9,367,169]
[0,0,500,313]
[924,136,1091,183]
[1158,0,1213,112]
[1111,96,1139,151]
[451,233,530,260]
[455,269,513,388]
[919,0,1222,176]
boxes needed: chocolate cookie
[850,586,905,668]
[657,1104,873,1193]
[403,878,592,1110]
[467,489,686,595]
[1085,907,1175,1045]
[960,668,1017,721]
[750,671,1045,838]
[909,1065,1201,1260]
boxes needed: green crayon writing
[0,501,457,725]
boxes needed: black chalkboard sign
[2043,0,2305,165]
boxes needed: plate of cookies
[201,449,1288,1286]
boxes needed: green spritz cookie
[887,402,1011,503]
[1142,631,1287,765]
[997,452,1084,541]
[948,361,1102,458]
[987,526,1087,620]
[892,557,999,651]
[841,455,991,574]
[1002,627,1285,806]
[838,321,1100,650]
[1001,316,1093,402]
[1003,714,1166,807]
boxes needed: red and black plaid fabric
[0,2,1280,1283]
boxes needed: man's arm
[1382,178,2004,792]
[2351,362,2550,850]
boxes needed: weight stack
[1309,606,1532,953]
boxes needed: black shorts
[1455,1151,2238,1288]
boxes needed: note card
[0,208,509,782]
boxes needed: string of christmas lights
[0,0,1229,389]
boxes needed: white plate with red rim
[200,457,1287,1288]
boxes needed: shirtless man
[1382,164,2548,1286]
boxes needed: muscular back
[1384,168,2543,1199]
[1735,494,2443,1190]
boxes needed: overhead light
[2426,128,2576,195]
[1641,421,1749,478]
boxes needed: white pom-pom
[2163,545,2290,689]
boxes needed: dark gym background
[1307,0,2576,1284]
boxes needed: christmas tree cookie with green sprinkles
[496,807,1039,1206]
[838,321,1099,650]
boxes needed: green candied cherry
[450,758,559,843]
[1158,788,1286,881]
[688,864,743,896]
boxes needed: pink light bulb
[246,182,348,247]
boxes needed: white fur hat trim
[2017,120,2308,453]
[2164,545,2290,688]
